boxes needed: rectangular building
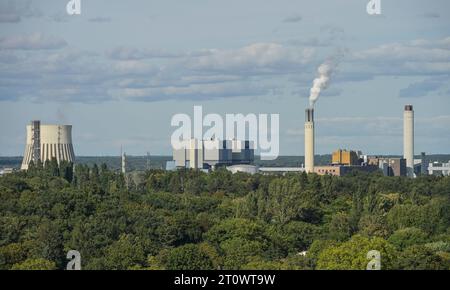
[172,139,254,170]
[368,157,407,177]
[332,149,360,165]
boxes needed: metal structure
[31,120,41,164]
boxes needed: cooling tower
[21,121,75,170]
[305,108,315,173]
[403,105,414,177]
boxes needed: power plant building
[368,157,407,177]
[172,139,254,170]
[332,149,360,166]
[21,120,75,170]
[314,165,377,176]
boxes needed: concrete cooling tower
[21,120,75,170]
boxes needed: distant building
[314,165,378,176]
[368,157,406,176]
[227,164,259,174]
[428,161,450,176]
[332,149,360,166]
[0,168,14,176]
[258,167,305,175]
[171,139,254,170]
[421,152,428,175]
[413,152,428,176]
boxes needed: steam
[308,61,334,108]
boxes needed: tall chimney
[305,108,315,173]
[403,105,414,177]
[121,149,127,174]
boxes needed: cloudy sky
[0,0,449,156]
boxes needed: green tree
[394,245,449,270]
[268,178,300,224]
[327,212,352,241]
[11,258,57,270]
[102,234,146,270]
[165,244,214,270]
[388,227,429,250]
[317,235,397,270]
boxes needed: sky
[0,0,449,157]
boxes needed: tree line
[0,159,449,269]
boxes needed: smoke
[56,107,67,123]
[308,61,334,108]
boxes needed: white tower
[21,121,75,170]
[121,149,127,174]
[305,108,315,173]
[403,105,414,177]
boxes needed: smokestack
[403,105,414,177]
[305,108,315,173]
[121,151,127,174]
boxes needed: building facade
[368,157,407,177]
[172,139,254,170]
[332,149,360,166]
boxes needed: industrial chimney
[403,105,414,177]
[305,108,315,173]
[21,121,75,170]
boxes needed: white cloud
[107,46,183,60]
[186,43,316,73]
[0,33,67,50]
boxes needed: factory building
[367,157,407,177]
[332,149,360,166]
[171,139,254,170]
[314,164,378,177]
[428,162,450,176]
[226,164,259,175]
[21,120,75,170]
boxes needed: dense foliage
[0,160,449,270]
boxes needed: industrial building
[0,168,14,176]
[170,139,254,170]
[314,164,378,176]
[332,149,360,166]
[368,157,407,177]
[428,162,450,176]
[21,120,75,170]
[226,164,259,175]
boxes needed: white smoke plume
[308,61,334,108]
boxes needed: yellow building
[332,149,359,166]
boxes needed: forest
[0,159,449,270]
